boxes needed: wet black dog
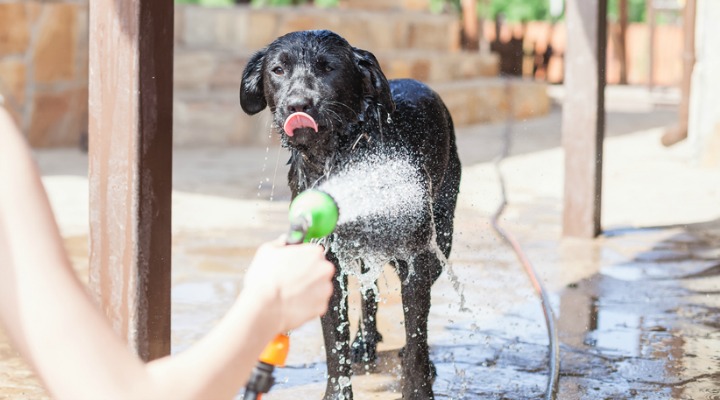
[240,30,461,400]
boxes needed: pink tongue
[283,112,318,136]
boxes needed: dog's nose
[286,98,314,114]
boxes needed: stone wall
[174,5,461,55]
[0,3,545,148]
[0,1,88,147]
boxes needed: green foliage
[429,0,460,14]
[175,0,235,6]
[313,0,338,7]
[174,0,339,6]
[487,0,550,22]
[431,0,552,21]
[431,0,648,23]
[250,0,338,6]
[607,0,646,23]
[176,0,646,23]
[252,0,302,6]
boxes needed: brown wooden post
[88,0,174,361]
[647,0,656,88]
[562,0,607,238]
[618,0,629,84]
[461,0,480,51]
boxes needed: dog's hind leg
[351,262,383,365]
[321,253,354,400]
[433,143,461,260]
[397,252,442,400]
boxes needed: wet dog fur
[240,30,461,400]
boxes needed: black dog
[240,30,461,400]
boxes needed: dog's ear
[352,47,395,114]
[240,49,268,115]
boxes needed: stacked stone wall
[0,2,548,148]
[0,1,88,147]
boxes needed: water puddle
[557,228,720,399]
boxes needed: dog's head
[240,30,395,153]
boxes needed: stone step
[433,78,550,127]
[175,4,461,54]
[174,49,498,92]
[380,50,499,83]
[172,78,549,147]
[173,90,272,147]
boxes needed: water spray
[243,189,339,400]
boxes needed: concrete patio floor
[1,85,719,399]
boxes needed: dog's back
[328,78,460,270]
[388,78,460,258]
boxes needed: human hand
[243,238,335,333]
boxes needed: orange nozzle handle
[259,333,290,367]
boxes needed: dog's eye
[318,63,334,73]
[272,66,284,76]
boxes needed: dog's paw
[323,378,354,400]
[322,391,353,400]
[351,330,383,364]
[398,348,437,399]
[400,366,436,400]
[398,349,437,378]
[402,387,435,400]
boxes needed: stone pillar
[0,1,89,147]
[688,0,720,166]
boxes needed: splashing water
[318,152,426,227]
[314,151,435,293]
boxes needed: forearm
[146,292,280,399]
[0,109,281,400]
[0,109,154,399]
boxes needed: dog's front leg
[321,253,353,400]
[398,252,440,400]
[351,261,383,365]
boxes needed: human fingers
[277,251,334,331]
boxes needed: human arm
[0,106,334,400]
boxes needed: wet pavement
[2,86,720,399]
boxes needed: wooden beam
[647,0,656,88]
[618,0,628,84]
[461,0,480,51]
[88,0,174,361]
[562,0,607,238]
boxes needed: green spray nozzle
[286,190,339,244]
[245,190,339,400]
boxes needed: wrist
[237,284,284,335]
